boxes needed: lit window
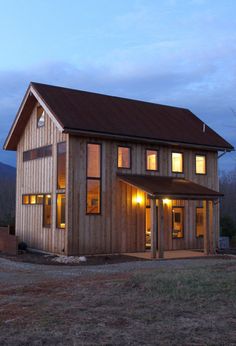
[43,194,51,227]
[172,207,184,238]
[196,155,206,174]
[57,194,66,229]
[118,147,131,168]
[146,150,158,171]
[172,152,183,173]
[57,142,66,189]
[86,143,101,214]
[37,106,45,127]
[87,143,101,178]
[22,195,29,204]
[87,180,101,214]
[196,207,204,237]
[30,195,36,204]
[36,194,44,204]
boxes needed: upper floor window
[57,142,66,189]
[196,207,204,237]
[172,207,184,239]
[196,155,206,175]
[23,145,52,162]
[117,146,131,169]
[172,152,183,173]
[37,106,45,128]
[86,143,101,214]
[146,149,158,171]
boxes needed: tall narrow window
[146,150,158,171]
[172,152,183,173]
[87,143,101,214]
[172,207,184,238]
[196,207,204,237]
[57,142,66,189]
[117,146,131,168]
[43,194,52,227]
[57,194,66,229]
[37,106,45,128]
[196,155,206,174]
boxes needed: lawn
[0,257,236,345]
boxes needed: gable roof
[4,82,234,151]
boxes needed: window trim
[171,151,184,173]
[117,145,132,169]
[195,206,204,238]
[195,154,207,175]
[86,142,102,215]
[145,148,159,172]
[172,206,184,239]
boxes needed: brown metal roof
[117,174,223,199]
[4,82,234,150]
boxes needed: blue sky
[0,0,236,172]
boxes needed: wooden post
[150,198,157,259]
[210,200,216,254]
[204,200,210,255]
[158,198,164,259]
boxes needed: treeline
[0,162,16,226]
[220,168,236,237]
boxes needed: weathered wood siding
[68,137,219,254]
[16,103,67,254]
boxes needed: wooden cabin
[4,82,234,258]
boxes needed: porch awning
[117,174,223,200]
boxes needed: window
[86,143,101,214]
[23,145,52,162]
[22,195,29,205]
[172,152,183,173]
[117,146,131,168]
[172,207,184,238]
[43,194,52,227]
[37,106,45,127]
[146,150,158,171]
[196,155,206,174]
[22,194,44,205]
[196,207,204,237]
[57,142,66,189]
[57,194,66,229]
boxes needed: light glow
[136,195,143,204]
[163,198,170,205]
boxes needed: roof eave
[63,127,234,152]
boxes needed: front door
[145,201,158,250]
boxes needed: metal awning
[117,174,222,200]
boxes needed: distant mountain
[0,162,16,226]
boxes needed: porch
[118,174,223,259]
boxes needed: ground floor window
[43,194,52,227]
[57,193,66,229]
[172,207,184,238]
[86,179,101,214]
[196,207,204,237]
[22,194,44,205]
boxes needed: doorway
[145,199,158,249]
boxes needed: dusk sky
[0,0,235,172]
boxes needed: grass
[0,258,236,345]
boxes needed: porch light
[136,195,143,205]
[163,198,170,205]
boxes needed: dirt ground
[0,256,236,345]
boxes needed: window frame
[145,148,159,172]
[171,151,184,173]
[86,142,102,215]
[57,141,67,189]
[56,193,66,229]
[195,154,207,175]
[117,145,131,169]
[43,194,52,228]
[172,206,184,239]
[196,206,204,238]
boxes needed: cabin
[4,82,234,258]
